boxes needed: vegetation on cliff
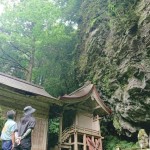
[74,0,150,149]
[0,108,5,148]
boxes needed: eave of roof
[0,72,57,101]
[59,83,112,115]
[92,85,112,115]
[59,84,94,101]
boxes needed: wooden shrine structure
[0,72,112,150]
[59,82,112,150]
[0,72,61,150]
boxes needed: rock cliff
[75,0,150,137]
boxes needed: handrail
[61,125,100,143]
[73,125,99,134]
[61,126,74,137]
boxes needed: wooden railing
[61,125,100,143]
[74,125,100,136]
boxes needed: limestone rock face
[138,129,149,149]
[75,0,150,136]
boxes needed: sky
[0,4,4,15]
[0,0,20,15]
[0,0,78,30]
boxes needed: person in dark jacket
[14,106,36,150]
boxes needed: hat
[24,106,36,116]
[7,110,16,118]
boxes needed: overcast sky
[0,4,4,15]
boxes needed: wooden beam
[0,98,49,117]
[64,104,93,113]
[0,94,49,111]
[60,144,71,149]
[36,96,62,106]
[0,84,61,106]
[61,93,91,104]
[94,105,101,110]
[77,105,93,113]
[0,87,52,106]
[0,89,50,108]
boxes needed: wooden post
[100,138,103,150]
[69,136,71,150]
[59,114,63,150]
[92,136,94,142]
[74,132,78,150]
[98,115,103,150]
[69,136,71,143]
[97,115,101,136]
[149,132,150,148]
[83,134,86,150]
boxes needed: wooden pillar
[69,136,71,150]
[98,115,103,150]
[69,136,71,143]
[74,132,78,150]
[100,138,103,150]
[59,115,63,143]
[59,114,63,150]
[149,132,150,148]
[92,136,94,142]
[83,134,86,150]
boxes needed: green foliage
[49,118,59,134]
[0,108,5,148]
[0,0,79,96]
[0,0,61,80]
[103,135,138,150]
[107,0,139,31]
[79,0,103,29]
[54,0,82,22]
[113,116,122,135]
[99,62,118,97]
[0,109,5,129]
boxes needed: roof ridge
[68,81,92,96]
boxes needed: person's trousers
[13,138,31,150]
[13,148,31,150]
[13,146,31,150]
[2,140,12,150]
[13,143,31,150]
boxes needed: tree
[0,108,5,148]
[0,0,61,81]
[0,0,79,96]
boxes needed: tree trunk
[26,46,35,82]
